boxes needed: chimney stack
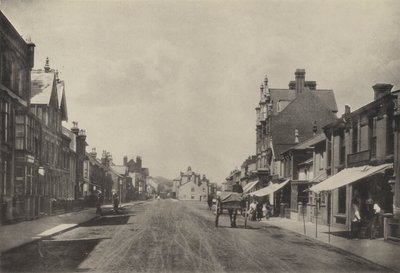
[289,81,296,90]
[345,104,351,115]
[123,156,128,166]
[294,128,299,143]
[71,121,79,135]
[305,81,316,90]
[372,83,393,101]
[44,57,50,73]
[90,148,97,159]
[295,69,305,94]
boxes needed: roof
[298,158,313,166]
[31,70,55,104]
[281,133,326,155]
[310,164,392,192]
[110,165,127,175]
[108,166,123,177]
[249,179,290,197]
[271,91,338,159]
[268,89,337,116]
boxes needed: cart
[215,192,248,228]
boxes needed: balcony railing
[347,150,371,167]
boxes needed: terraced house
[0,11,35,223]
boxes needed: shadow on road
[0,238,102,272]
[81,215,130,227]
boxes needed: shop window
[338,186,346,214]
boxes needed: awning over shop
[243,180,259,193]
[249,179,290,197]
[310,163,392,193]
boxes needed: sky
[1,0,399,183]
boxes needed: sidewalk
[262,217,400,272]
[0,202,133,253]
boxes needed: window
[1,100,10,143]
[15,115,25,150]
[326,139,332,168]
[369,116,377,158]
[387,114,394,155]
[338,186,346,214]
[339,131,345,165]
[352,122,359,153]
[191,187,195,192]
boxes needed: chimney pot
[372,83,393,100]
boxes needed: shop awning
[243,180,259,193]
[249,179,290,197]
[310,163,392,193]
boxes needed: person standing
[351,199,361,240]
[370,201,381,239]
[113,192,120,213]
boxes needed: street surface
[1,199,391,273]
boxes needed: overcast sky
[1,0,399,182]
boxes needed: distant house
[175,167,209,201]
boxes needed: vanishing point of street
[1,199,390,273]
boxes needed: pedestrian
[113,192,120,213]
[370,200,381,239]
[351,199,361,240]
[256,201,263,221]
[207,195,213,210]
[96,191,104,215]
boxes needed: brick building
[0,11,35,223]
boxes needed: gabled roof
[31,68,68,121]
[268,88,337,115]
[31,70,55,105]
[271,91,338,160]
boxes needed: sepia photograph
[0,0,399,272]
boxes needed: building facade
[175,166,209,201]
[0,11,35,223]
[255,69,338,190]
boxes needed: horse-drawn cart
[215,192,248,228]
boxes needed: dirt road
[0,199,392,273]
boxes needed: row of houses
[0,11,150,224]
[226,69,400,242]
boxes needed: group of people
[351,193,382,240]
[95,191,120,215]
[248,200,272,221]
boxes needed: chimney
[345,104,351,114]
[288,81,296,90]
[372,83,393,100]
[305,81,316,90]
[90,148,97,159]
[26,39,35,69]
[313,120,317,136]
[44,57,50,73]
[260,83,264,101]
[136,156,142,168]
[294,128,299,143]
[123,156,128,166]
[295,69,306,94]
[71,121,79,135]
